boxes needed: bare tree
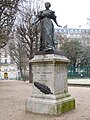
[9,32,29,80]
[60,39,83,67]
[16,24,35,83]
[10,0,44,83]
[0,0,20,48]
[16,13,38,83]
[55,32,68,49]
[80,46,90,66]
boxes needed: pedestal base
[25,53,75,115]
[25,94,75,115]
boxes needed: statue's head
[45,2,51,9]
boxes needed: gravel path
[0,80,90,120]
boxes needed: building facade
[55,28,90,37]
[0,46,19,80]
[55,28,90,46]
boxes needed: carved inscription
[33,65,53,83]
[38,71,52,82]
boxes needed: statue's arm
[53,17,62,27]
[51,11,62,27]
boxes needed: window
[5,59,7,63]
[10,59,14,64]
[5,52,7,57]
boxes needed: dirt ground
[0,80,90,120]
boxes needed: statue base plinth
[25,52,75,115]
[26,94,75,115]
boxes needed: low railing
[67,66,90,78]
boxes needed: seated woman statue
[33,2,62,52]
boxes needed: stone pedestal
[25,52,75,115]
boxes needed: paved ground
[0,80,90,120]
[68,78,90,86]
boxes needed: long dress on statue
[37,10,56,51]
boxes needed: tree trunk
[29,62,33,83]
[20,66,23,80]
[35,26,38,51]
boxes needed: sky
[44,0,90,28]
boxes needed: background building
[55,28,90,46]
[0,45,19,80]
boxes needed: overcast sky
[44,0,90,28]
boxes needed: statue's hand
[58,25,62,27]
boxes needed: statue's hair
[45,2,51,8]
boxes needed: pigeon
[34,81,53,94]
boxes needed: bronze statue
[33,2,62,52]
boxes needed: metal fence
[67,66,90,78]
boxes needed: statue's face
[45,2,51,9]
